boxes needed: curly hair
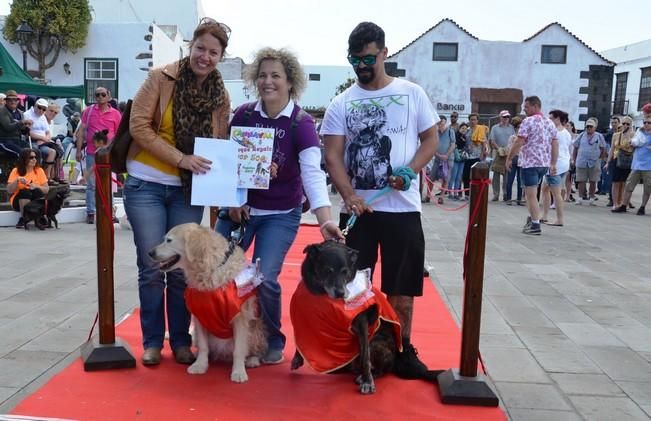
[244,47,306,101]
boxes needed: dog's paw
[187,360,208,375]
[359,379,376,395]
[245,356,261,368]
[290,353,304,370]
[230,369,249,383]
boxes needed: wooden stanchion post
[437,162,499,406]
[81,147,135,371]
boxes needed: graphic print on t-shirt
[345,95,407,190]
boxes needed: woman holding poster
[124,18,232,366]
[217,47,343,365]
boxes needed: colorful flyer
[230,126,275,189]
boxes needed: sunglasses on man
[347,52,381,67]
[37,106,47,111]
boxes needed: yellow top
[471,124,489,144]
[133,100,179,176]
[612,131,634,158]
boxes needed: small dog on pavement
[21,200,47,230]
[290,241,439,394]
[149,223,267,383]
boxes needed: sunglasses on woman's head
[28,155,37,159]
[199,17,231,40]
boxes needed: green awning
[0,42,84,98]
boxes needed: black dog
[21,189,69,230]
[290,241,439,394]
[44,189,69,229]
[22,200,47,230]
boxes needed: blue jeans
[448,161,464,195]
[123,176,204,350]
[216,207,302,352]
[505,157,522,201]
[599,160,613,195]
[85,154,95,215]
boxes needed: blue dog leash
[342,166,417,236]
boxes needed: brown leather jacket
[128,60,231,167]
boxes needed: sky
[0,0,648,66]
[206,0,650,65]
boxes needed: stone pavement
[0,188,650,420]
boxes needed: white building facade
[602,39,651,127]
[0,0,202,104]
[386,19,614,130]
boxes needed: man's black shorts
[339,211,425,296]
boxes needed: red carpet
[11,226,505,420]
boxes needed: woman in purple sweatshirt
[217,47,343,364]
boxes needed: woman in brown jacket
[124,18,232,366]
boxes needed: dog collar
[217,240,237,268]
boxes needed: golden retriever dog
[149,223,267,383]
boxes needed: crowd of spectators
[424,104,651,222]
[0,88,125,228]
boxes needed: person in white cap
[572,117,607,205]
[0,93,6,107]
[24,98,59,183]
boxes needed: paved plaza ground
[0,187,650,420]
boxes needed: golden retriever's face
[149,222,246,290]
[148,223,191,272]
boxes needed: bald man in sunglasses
[75,86,122,224]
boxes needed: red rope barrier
[422,171,470,211]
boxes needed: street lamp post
[16,21,34,72]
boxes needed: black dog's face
[301,241,358,299]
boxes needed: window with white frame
[84,58,118,103]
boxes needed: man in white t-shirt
[541,109,572,226]
[321,21,439,379]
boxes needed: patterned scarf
[173,57,226,201]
